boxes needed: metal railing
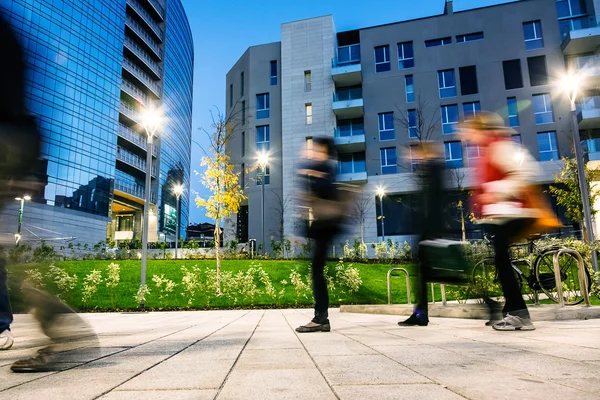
[560,14,600,39]
[577,95,600,114]
[122,58,162,97]
[335,44,360,66]
[387,268,411,305]
[553,249,591,307]
[571,54,600,72]
[119,102,139,122]
[114,178,157,203]
[121,79,149,106]
[117,146,146,170]
[334,125,365,138]
[118,123,158,156]
[333,86,363,102]
[124,37,162,76]
[127,0,164,41]
[125,15,162,58]
[146,0,165,20]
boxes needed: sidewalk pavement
[1,309,599,400]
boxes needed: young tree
[446,168,475,241]
[196,109,246,295]
[349,190,374,250]
[395,94,440,144]
[549,157,598,237]
[272,191,291,254]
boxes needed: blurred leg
[311,232,330,324]
[0,256,13,334]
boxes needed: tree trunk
[360,223,365,258]
[461,210,466,242]
[214,220,222,296]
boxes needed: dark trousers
[414,247,429,316]
[310,222,336,324]
[0,257,13,333]
[489,219,533,317]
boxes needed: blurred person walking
[295,137,348,333]
[462,112,560,331]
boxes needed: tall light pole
[14,195,31,246]
[139,105,162,307]
[257,152,269,254]
[376,187,386,243]
[560,72,598,272]
[173,183,184,259]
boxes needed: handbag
[420,239,472,285]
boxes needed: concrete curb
[340,304,600,321]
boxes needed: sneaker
[295,322,331,333]
[398,313,429,327]
[485,299,503,327]
[11,348,60,373]
[492,314,535,331]
[0,330,14,350]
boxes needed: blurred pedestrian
[295,137,347,333]
[462,112,560,331]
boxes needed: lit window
[305,103,313,125]
[374,45,391,72]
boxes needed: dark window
[240,72,244,96]
[456,32,484,42]
[270,60,277,85]
[397,42,414,69]
[256,93,270,119]
[229,84,233,107]
[503,59,523,90]
[241,163,245,187]
[241,100,246,125]
[241,132,245,157]
[425,37,452,47]
[374,45,391,72]
[459,65,478,95]
[528,56,548,86]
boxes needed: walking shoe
[398,313,429,327]
[0,330,13,350]
[11,348,61,373]
[485,299,503,327]
[492,314,535,331]
[296,321,331,333]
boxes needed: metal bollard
[387,268,411,305]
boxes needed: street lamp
[173,183,184,259]
[139,104,162,306]
[257,151,269,254]
[14,195,31,246]
[559,71,598,272]
[376,187,386,243]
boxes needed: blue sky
[181,0,518,224]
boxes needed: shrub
[152,274,178,300]
[33,241,58,262]
[180,265,202,306]
[105,263,121,308]
[82,269,103,305]
[47,265,78,299]
[22,268,45,289]
[334,259,362,294]
[134,284,151,305]
[289,268,311,304]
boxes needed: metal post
[140,135,153,307]
[261,165,266,255]
[16,198,24,247]
[379,194,385,242]
[571,106,598,272]
[175,192,180,259]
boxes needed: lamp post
[14,195,31,246]
[560,72,598,272]
[139,105,162,307]
[257,152,269,254]
[376,187,385,243]
[173,183,184,259]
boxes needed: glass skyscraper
[0,0,193,247]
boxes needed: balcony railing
[121,79,149,106]
[577,95,600,112]
[335,44,360,66]
[146,0,165,20]
[118,123,158,156]
[125,15,162,59]
[119,102,139,122]
[560,14,600,39]
[127,0,164,41]
[571,54,600,78]
[122,58,161,97]
[124,37,162,76]
[333,86,363,102]
[117,146,159,176]
[334,124,365,137]
[115,178,157,203]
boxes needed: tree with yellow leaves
[196,110,246,295]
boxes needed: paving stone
[334,383,467,400]
[100,389,218,400]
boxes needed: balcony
[333,86,364,119]
[577,96,600,129]
[126,0,164,42]
[570,54,600,88]
[336,171,367,183]
[122,58,161,98]
[146,0,165,21]
[116,146,159,177]
[114,177,157,204]
[121,79,149,106]
[583,138,600,162]
[117,123,158,157]
[332,44,362,86]
[124,37,162,78]
[561,15,600,55]
[334,126,365,152]
[119,102,140,125]
[125,15,162,59]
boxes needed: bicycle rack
[552,249,591,307]
[387,268,411,305]
[430,283,447,306]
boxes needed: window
[410,145,419,172]
[556,0,586,18]
[380,147,397,174]
[507,97,519,127]
[398,42,414,69]
[527,56,548,86]
[407,109,418,138]
[241,163,245,188]
[425,37,452,47]
[338,152,366,174]
[533,94,554,124]
[467,143,481,163]
[241,131,245,157]
[537,131,559,161]
[338,44,361,65]
[335,86,362,101]
[306,137,313,151]
[229,84,233,107]
[240,72,244,96]
[459,66,478,95]
[405,75,415,103]
[445,141,463,169]
[336,119,364,137]
[438,69,456,98]
[378,112,395,140]
[512,134,522,144]
[256,93,270,119]
[463,102,481,121]
[241,100,246,125]
[441,105,459,134]
[523,21,543,50]
[270,60,277,85]
[503,59,523,90]
[456,32,484,43]
[305,103,312,125]
[256,125,270,152]
[257,165,270,185]
[304,70,311,92]
[374,45,391,72]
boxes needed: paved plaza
[1,309,600,399]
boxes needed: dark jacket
[417,159,446,240]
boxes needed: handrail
[122,58,162,97]
[127,0,164,41]
[125,15,162,58]
[387,267,411,305]
[553,249,591,307]
[124,37,162,76]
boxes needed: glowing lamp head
[173,184,184,197]
[376,187,385,198]
[559,71,583,104]
[139,105,163,136]
[257,152,270,169]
